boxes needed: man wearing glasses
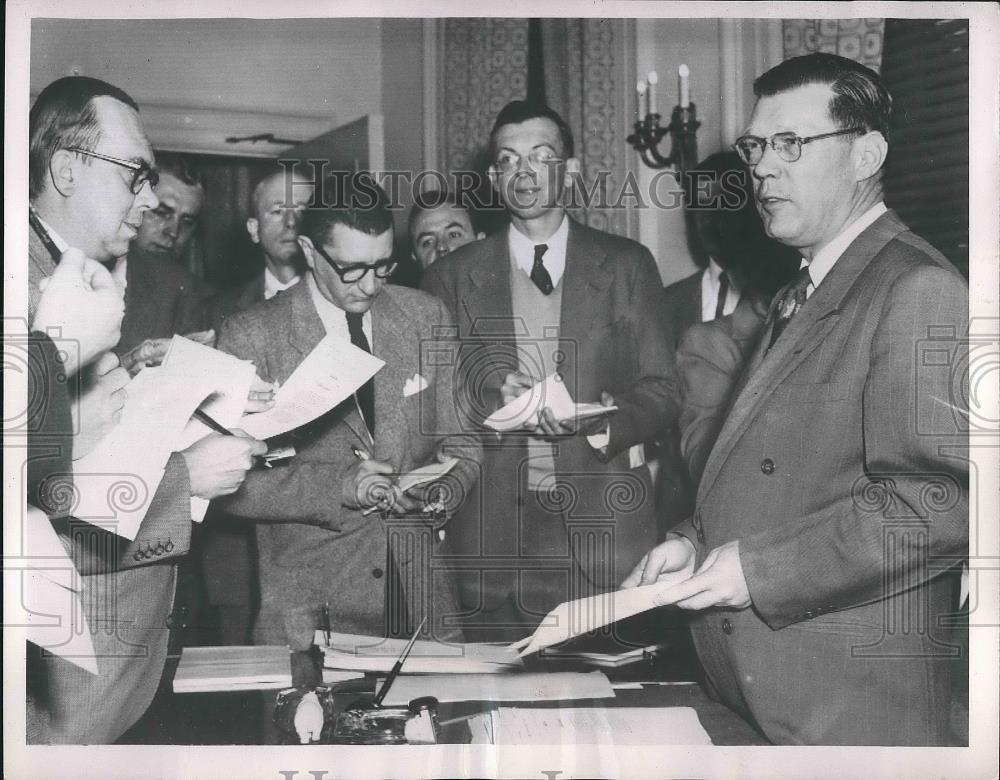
[26,76,265,743]
[624,54,968,745]
[215,173,481,645]
[422,101,679,642]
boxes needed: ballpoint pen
[352,445,390,516]
[371,617,427,707]
[323,601,331,647]
[194,408,273,468]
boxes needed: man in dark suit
[216,174,481,643]
[200,166,314,645]
[26,75,265,743]
[422,101,680,641]
[625,54,968,745]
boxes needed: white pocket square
[403,373,429,397]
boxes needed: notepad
[467,706,712,745]
[484,373,617,432]
[397,458,458,494]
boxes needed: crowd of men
[22,51,968,747]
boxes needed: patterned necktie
[714,271,730,320]
[346,312,375,433]
[768,266,813,349]
[530,243,554,295]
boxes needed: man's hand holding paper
[71,351,130,460]
[181,430,267,499]
[491,372,618,438]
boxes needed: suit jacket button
[722,618,733,635]
[760,458,775,475]
[372,568,384,579]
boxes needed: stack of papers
[316,631,522,674]
[467,706,712,745]
[378,671,614,707]
[173,645,364,693]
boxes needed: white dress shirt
[802,201,887,297]
[508,213,569,286]
[263,266,300,300]
[306,273,373,345]
[700,258,740,322]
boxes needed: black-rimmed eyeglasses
[732,127,866,166]
[66,147,159,194]
[312,243,398,284]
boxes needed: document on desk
[468,706,712,745]
[19,507,98,674]
[173,645,365,692]
[237,335,384,441]
[484,373,617,432]
[514,574,694,657]
[71,364,217,540]
[317,631,522,674]
[379,671,613,707]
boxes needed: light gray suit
[27,229,194,744]
[673,211,968,745]
[216,278,482,642]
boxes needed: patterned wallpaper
[782,18,885,71]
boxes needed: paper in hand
[397,457,458,494]
[513,572,693,657]
[237,335,384,441]
[484,373,617,431]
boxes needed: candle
[679,63,690,108]
[636,78,647,118]
[647,70,658,116]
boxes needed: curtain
[782,18,885,71]
[539,19,632,237]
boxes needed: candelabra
[627,104,701,173]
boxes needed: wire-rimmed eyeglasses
[732,127,866,166]
[493,148,564,174]
[66,147,159,194]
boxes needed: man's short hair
[408,189,482,235]
[488,100,575,161]
[155,155,205,189]
[300,172,393,246]
[753,53,892,141]
[29,76,140,200]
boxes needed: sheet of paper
[484,373,574,432]
[168,335,258,451]
[317,631,522,674]
[474,706,712,745]
[379,671,614,707]
[570,402,619,422]
[173,645,364,693]
[17,507,97,674]
[238,335,384,441]
[397,457,458,494]
[71,365,216,540]
[515,573,693,657]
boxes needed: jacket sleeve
[604,246,683,459]
[739,263,969,629]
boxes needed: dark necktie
[768,266,813,349]
[346,312,375,433]
[530,243,554,295]
[714,270,730,320]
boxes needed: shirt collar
[35,214,69,253]
[508,214,569,287]
[803,201,887,289]
[263,266,300,300]
[305,271,371,342]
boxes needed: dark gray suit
[673,211,968,745]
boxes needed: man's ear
[564,157,581,188]
[298,236,316,270]
[246,217,260,244]
[49,149,78,197]
[853,131,888,182]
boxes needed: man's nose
[283,208,300,230]
[163,216,180,239]
[752,143,781,180]
[357,268,379,296]
[136,180,159,211]
[436,239,451,257]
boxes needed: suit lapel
[371,287,414,467]
[559,219,614,398]
[697,211,909,501]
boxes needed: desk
[120,658,768,746]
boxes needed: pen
[353,445,385,516]
[371,617,426,707]
[194,408,273,468]
[323,601,331,647]
[29,207,63,263]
